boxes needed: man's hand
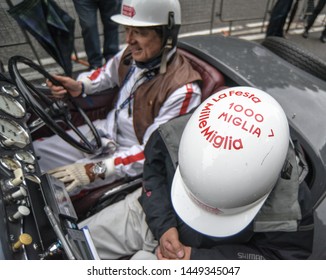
[158,227,185,259]
[82,128,118,157]
[48,162,105,193]
[156,245,192,260]
[46,75,83,98]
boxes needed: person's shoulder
[158,109,196,142]
[162,110,194,129]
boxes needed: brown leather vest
[118,47,202,144]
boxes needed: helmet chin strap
[159,11,175,74]
[159,37,173,74]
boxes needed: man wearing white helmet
[141,86,314,260]
[34,0,202,198]
[80,86,313,259]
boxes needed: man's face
[125,26,163,62]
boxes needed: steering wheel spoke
[8,56,102,154]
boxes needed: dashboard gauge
[0,117,30,148]
[15,150,35,164]
[0,93,25,118]
[1,85,20,97]
[0,155,21,171]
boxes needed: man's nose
[126,31,135,44]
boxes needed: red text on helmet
[198,102,243,150]
[198,102,214,128]
[212,90,261,103]
[201,126,243,150]
[218,112,261,138]
[216,102,264,138]
[229,103,264,122]
[122,5,136,18]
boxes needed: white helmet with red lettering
[111,0,181,27]
[171,86,290,237]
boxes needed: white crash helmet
[111,0,181,27]
[171,86,290,237]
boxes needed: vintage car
[0,34,325,260]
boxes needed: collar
[134,47,177,71]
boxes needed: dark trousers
[305,0,326,37]
[73,0,121,68]
[266,0,294,37]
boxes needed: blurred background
[0,0,325,80]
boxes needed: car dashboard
[0,78,97,260]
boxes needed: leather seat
[178,48,225,101]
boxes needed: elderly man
[34,0,202,197]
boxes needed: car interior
[0,47,227,260]
[0,44,321,260]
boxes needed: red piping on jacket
[179,83,194,115]
[114,151,145,166]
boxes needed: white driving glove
[48,159,115,194]
[48,163,92,193]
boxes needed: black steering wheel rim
[8,55,102,155]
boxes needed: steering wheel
[8,55,102,155]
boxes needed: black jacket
[139,117,314,260]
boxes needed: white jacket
[78,46,202,183]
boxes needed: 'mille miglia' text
[198,90,263,150]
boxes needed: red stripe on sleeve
[114,151,145,166]
[88,68,101,81]
[179,83,193,115]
